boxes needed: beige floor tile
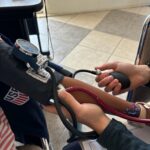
[113,38,138,61]
[80,31,122,54]
[121,6,150,16]
[67,11,109,29]
[108,55,135,64]
[61,45,110,70]
[50,14,76,23]
[140,6,150,16]
[81,124,93,132]
[44,111,69,150]
[121,7,142,14]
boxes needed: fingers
[95,72,109,82]
[95,62,118,71]
[58,90,81,112]
[104,79,120,92]
[95,62,123,94]
[95,72,122,94]
[97,75,114,87]
[112,83,122,95]
[43,90,82,119]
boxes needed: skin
[95,62,150,95]
[44,90,111,134]
[60,76,132,112]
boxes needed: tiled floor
[34,6,150,150]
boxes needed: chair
[127,15,150,103]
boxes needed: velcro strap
[136,102,150,119]
[12,47,39,71]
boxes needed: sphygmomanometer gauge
[14,39,50,83]
[15,39,39,56]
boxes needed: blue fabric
[0,81,49,147]
[12,47,39,71]
[97,119,150,150]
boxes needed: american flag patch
[3,88,29,106]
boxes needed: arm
[44,90,150,150]
[61,76,132,113]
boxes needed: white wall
[46,0,150,15]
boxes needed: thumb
[95,62,118,71]
[58,90,81,112]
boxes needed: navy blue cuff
[97,119,128,148]
[54,71,64,85]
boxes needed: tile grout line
[106,37,123,62]
[59,30,92,64]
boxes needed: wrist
[91,116,111,134]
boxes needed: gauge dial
[16,39,39,56]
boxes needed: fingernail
[107,76,113,82]
[105,88,110,92]
[98,82,103,87]
[58,90,64,96]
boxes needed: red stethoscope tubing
[66,87,150,124]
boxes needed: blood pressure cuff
[0,86,49,146]
[0,38,64,105]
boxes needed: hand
[95,61,150,95]
[44,90,111,134]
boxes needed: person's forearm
[90,115,111,134]
[61,77,132,112]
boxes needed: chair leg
[41,138,54,150]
